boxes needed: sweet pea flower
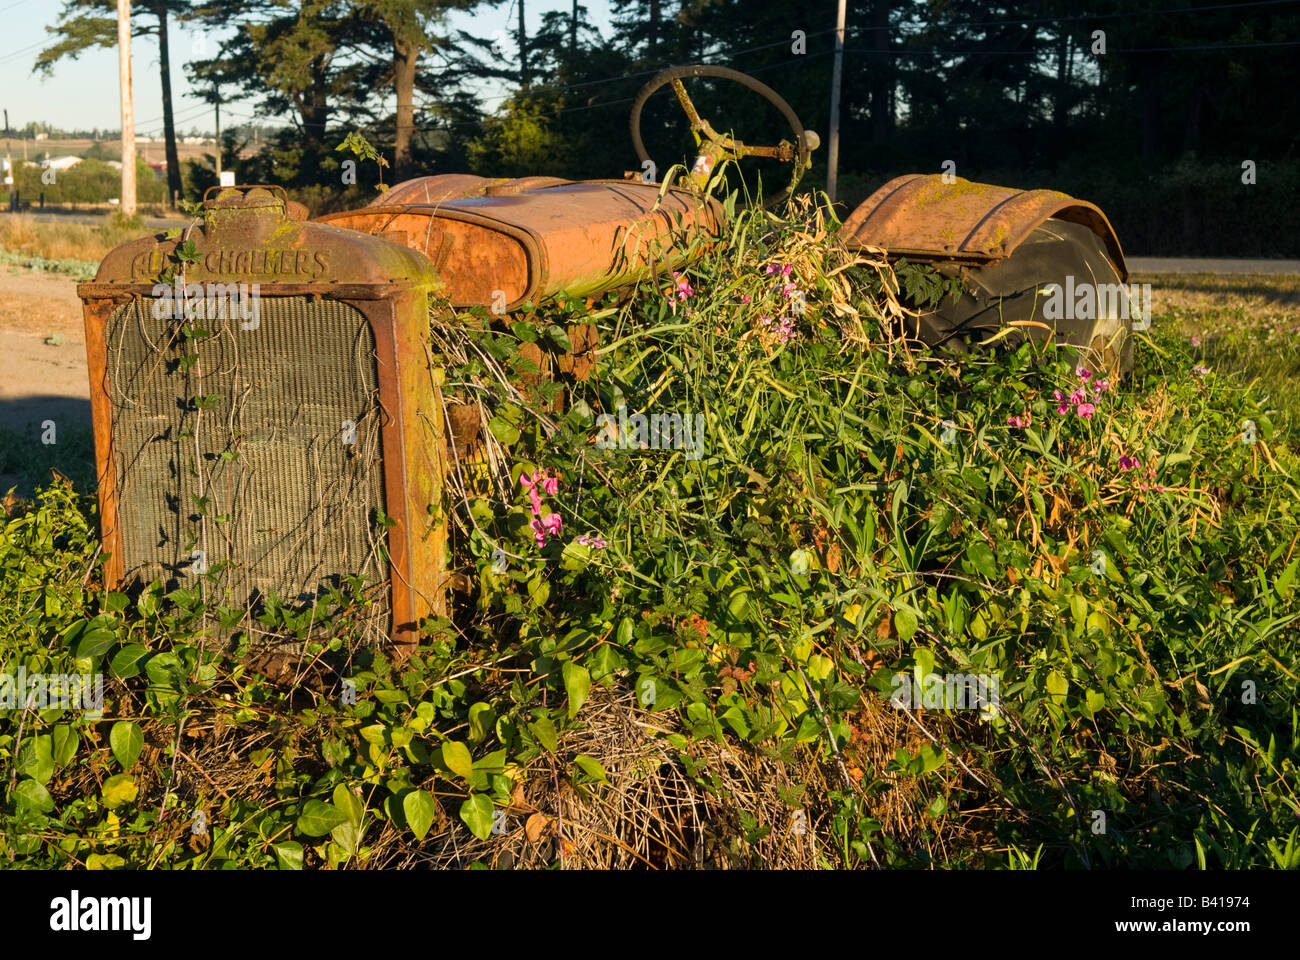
[1076,367,1092,380]
[1076,402,1095,418]
[1119,455,1140,471]
[1192,364,1210,376]
[576,532,606,549]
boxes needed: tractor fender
[841,174,1127,280]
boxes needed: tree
[36,0,189,205]
[352,1,479,180]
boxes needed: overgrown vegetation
[1,201,1297,869]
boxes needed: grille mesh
[106,295,390,643]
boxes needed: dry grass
[0,213,165,263]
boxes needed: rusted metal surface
[375,174,571,205]
[318,178,723,309]
[78,185,448,651]
[842,174,1127,279]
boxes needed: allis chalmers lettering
[129,247,329,281]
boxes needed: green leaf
[101,774,138,809]
[442,740,474,780]
[894,607,917,643]
[12,779,54,814]
[74,625,117,660]
[403,789,438,840]
[110,721,144,771]
[332,783,363,826]
[109,644,149,679]
[296,799,348,837]
[17,735,54,784]
[563,662,591,718]
[488,416,520,446]
[574,754,608,783]
[86,853,125,870]
[529,715,559,753]
[1046,670,1069,698]
[459,794,495,840]
[52,724,79,768]
[965,542,998,580]
[467,702,495,745]
[272,841,304,870]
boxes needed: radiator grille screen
[105,296,390,643]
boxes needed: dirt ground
[0,265,89,432]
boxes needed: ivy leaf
[529,715,559,753]
[12,779,54,815]
[16,736,54,784]
[965,542,998,580]
[52,724,79,768]
[110,721,144,771]
[272,841,304,870]
[467,702,495,745]
[574,754,608,783]
[441,741,474,780]
[101,774,138,809]
[488,416,520,446]
[459,794,494,840]
[403,789,438,840]
[562,662,591,718]
[296,799,348,837]
[1046,670,1069,698]
[110,644,149,680]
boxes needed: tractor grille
[105,296,390,643]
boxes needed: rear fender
[841,174,1127,280]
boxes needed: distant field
[6,138,228,163]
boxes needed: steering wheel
[629,64,819,209]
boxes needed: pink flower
[540,474,559,496]
[527,488,543,516]
[781,282,798,299]
[1069,388,1086,405]
[1007,410,1032,428]
[1093,380,1110,393]
[1076,402,1095,418]
[669,272,694,300]
[576,532,606,549]
[529,517,547,546]
[765,263,792,277]
[1053,390,1071,415]
[1191,335,1201,346]
[1119,455,1140,471]
[741,294,751,304]
[1076,367,1092,381]
[1191,364,1210,376]
[529,512,563,547]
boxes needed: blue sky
[0,0,613,135]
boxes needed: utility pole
[825,0,847,203]
[517,0,528,87]
[214,100,221,179]
[3,109,12,212]
[117,0,136,216]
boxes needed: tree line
[35,1,1300,253]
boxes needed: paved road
[1128,257,1300,275]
